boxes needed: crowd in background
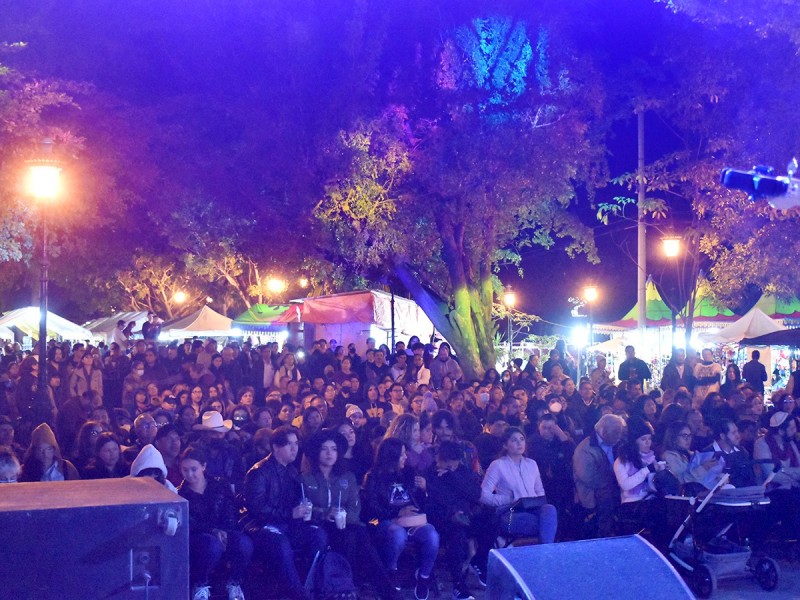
[0,321,798,600]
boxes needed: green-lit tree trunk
[393,205,497,380]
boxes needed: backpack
[305,549,358,600]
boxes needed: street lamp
[662,236,681,258]
[503,287,516,366]
[26,138,62,425]
[583,284,599,374]
[266,277,288,295]
[173,290,188,304]
[298,277,309,289]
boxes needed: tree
[318,13,604,378]
[595,1,800,339]
[114,253,205,319]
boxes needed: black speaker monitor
[0,478,189,599]
[487,535,693,600]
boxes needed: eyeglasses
[678,433,693,439]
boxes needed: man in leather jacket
[240,426,326,600]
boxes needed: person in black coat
[742,350,768,395]
[240,426,326,600]
[661,348,694,392]
[426,441,492,600]
[178,446,253,600]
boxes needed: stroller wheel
[691,565,716,599]
[754,557,780,591]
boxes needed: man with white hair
[573,414,625,538]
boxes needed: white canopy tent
[159,306,238,340]
[83,311,149,341]
[700,306,784,344]
[0,306,93,341]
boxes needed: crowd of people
[0,326,798,600]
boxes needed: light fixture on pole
[502,287,516,366]
[662,236,681,259]
[173,290,188,304]
[26,138,62,425]
[266,277,288,296]
[583,284,599,373]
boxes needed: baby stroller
[666,471,781,598]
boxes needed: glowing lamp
[27,165,62,201]
[584,285,599,304]
[299,277,309,289]
[662,236,681,258]
[173,291,187,304]
[267,277,288,295]
[503,288,516,308]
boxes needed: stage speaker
[487,535,693,599]
[0,478,189,599]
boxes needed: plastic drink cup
[334,508,347,530]
[302,500,313,521]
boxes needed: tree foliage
[318,12,605,377]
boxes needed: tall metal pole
[507,313,512,368]
[390,287,396,350]
[588,302,594,375]
[637,110,647,345]
[37,213,49,424]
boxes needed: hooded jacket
[129,444,178,492]
[19,423,80,482]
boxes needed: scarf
[765,433,800,468]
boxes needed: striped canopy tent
[232,304,290,334]
[690,282,737,327]
[753,293,800,320]
[597,277,674,332]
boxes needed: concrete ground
[393,555,800,600]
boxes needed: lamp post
[581,285,599,376]
[503,287,516,367]
[26,138,62,425]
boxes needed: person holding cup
[301,430,398,600]
[240,426,327,600]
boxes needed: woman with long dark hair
[614,416,667,542]
[179,446,253,600]
[301,430,396,599]
[660,421,716,488]
[362,437,439,599]
[82,432,129,479]
[72,419,109,473]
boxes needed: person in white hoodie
[129,443,178,493]
[480,427,557,543]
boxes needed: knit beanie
[626,415,654,442]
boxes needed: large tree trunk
[392,203,497,381]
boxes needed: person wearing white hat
[192,411,240,484]
[193,411,234,434]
